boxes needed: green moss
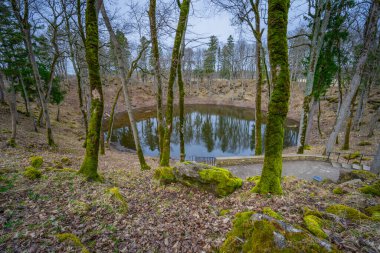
[365,204,380,215]
[107,187,128,212]
[69,200,91,215]
[360,180,380,196]
[56,233,89,253]
[326,204,370,221]
[303,215,327,239]
[247,175,261,185]
[198,167,243,197]
[303,207,323,218]
[304,145,311,150]
[219,209,231,216]
[262,207,283,220]
[219,211,255,252]
[154,167,176,185]
[61,157,71,165]
[23,166,42,180]
[358,141,371,146]
[30,156,43,168]
[343,151,360,160]
[220,211,332,252]
[332,187,345,195]
[339,170,378,183]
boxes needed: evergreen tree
[203,35,218,76]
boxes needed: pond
[108,104,299,159]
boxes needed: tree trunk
[353,81,370,131]
[11,0,55,146]
[367,106,380,137]
[254,0,263,156]
[19,74,31,117]
[326,1,379,153]
[317,100,323,137]
[56,105,60,122]
[297,95,312,153]
[100,3,150,170]
[106,86,122,148]
[342,91,358,150]
[2,75,17,147]
[160,0,191,166]
[297,0,331,153]
[149,0,165,160]
[253,0,290,195]
[371,144,380,174]
[178,51,186,162]
[0,74,5,104]
[79,0,104,181]
[304,97,318,146]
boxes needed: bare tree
[11,0,55,146]
[325,0,379,153]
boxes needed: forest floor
[0,78,379,252]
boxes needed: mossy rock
[198,167,243,196]
[304,145,311,150]
[326,204,370,221]
[338,170,378,183]
[170,162,243,197]
[303,215,328,239]
[262,207,283,220]
[303,207,323,218]
[107,187,128,213]
[358,141,372,146]
[342,151,361,160]
[220,212,334,253]
[56,233,89,253]
[359,180,380,196]
[154,167,176,185]
[23,166,42,180]
[29,156,43,168]
[332,187,345,195]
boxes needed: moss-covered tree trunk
[78,0,104,181]
[253,0,290,195]
[160,0,191,166]
[149,0,165,160]
[178,51,186,162]
[101,4,151,170]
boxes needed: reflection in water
[110,105,298,159]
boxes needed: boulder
[154,162,243,197]
[220,211,335,252]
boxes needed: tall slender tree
[100,3,151,170]
[148,0,165,160]
[160,0,191,166]
[253,0,290,194]
[11,0,55,146]
[325,0,379,153]
[78,0,104,181]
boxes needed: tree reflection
[110,105,298,158]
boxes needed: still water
[109,104,298,159]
